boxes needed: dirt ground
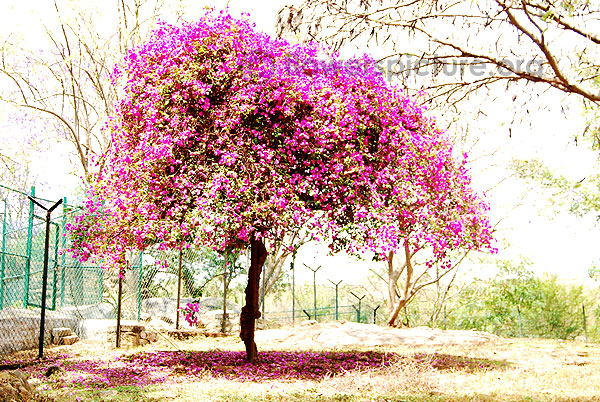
[254,320,500,348]
[4,321,600,402]
[1,321,498,401]
[0,320,507,363]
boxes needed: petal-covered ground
[7,349,507,391]
[16,350,397,389]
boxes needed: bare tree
[0,0,188,179]
[277,0,600,109]
[0,153,31,192]
[375,245,471,327]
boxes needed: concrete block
[52,328,72,339]
[60,335,79,345]
[108,324,144,333]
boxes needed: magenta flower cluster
[124,350,396,381]
[180,302,200,326]
[67,11,494,270]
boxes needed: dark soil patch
[412,352,510,372]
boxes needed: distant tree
[140,245,246,299]
[69,13,493,361]
[261,229,311,297]
[0,0,189,178]
[449,259,588,339]
[512,157,600,217]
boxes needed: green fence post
[517,305,523,338]
[137,251,143,321]
[304,264,321,322]
[98,268,104,304]
[24,185,35,307]
[51,221,60,310]
[1,199,7,309]
[60,197,67,307]
[328,279,343,321]
[291,250,295,324]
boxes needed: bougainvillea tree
[374,146,495,327]
[69,11,494,361]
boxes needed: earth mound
[255,321,499,348]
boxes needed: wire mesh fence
[0,185,108,358]
[0,183,385,361]
[262,304,382,325]
[0,184,212,360]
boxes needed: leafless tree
[277,0,600,109]
[0,0,188,179]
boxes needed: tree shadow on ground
[412,352,511,372]
[12,350,511,390]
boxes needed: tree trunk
[240,238,267,362]
[388,297,410,327]
[387,251,399,314]
[388,242,413,327]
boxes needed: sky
[0,0,599,286]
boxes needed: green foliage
[559,0,592,14]
[583,102,600,152]
[448,259,537,336]
[447,259,590,340]
[138,246,247,300]
[589,262,600,281]
[511,158,600,219]
[192,248,247,297]
[534,276,584,339]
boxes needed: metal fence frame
[0,186,110,311]
[0,183,386,360]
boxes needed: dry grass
[321,358,436,396]
[11,330,600,401]
[426,339,600,401]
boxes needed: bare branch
[278,0,600,106]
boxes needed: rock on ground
[0,370,51,402]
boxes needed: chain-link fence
[0,183,386,361]
[0,184,215,360]
[0,185,110,358]
[263,304,382,325]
